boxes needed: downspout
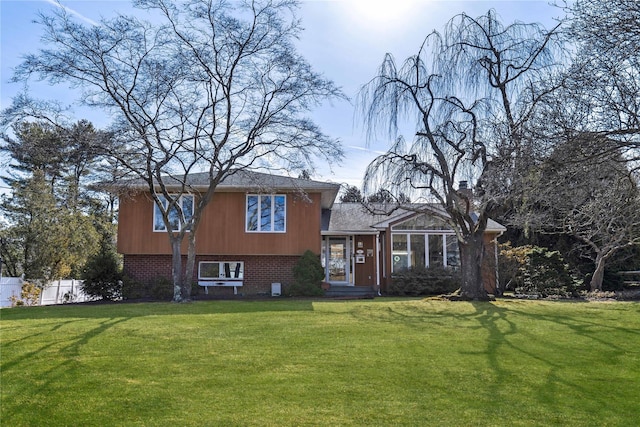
[375,232,381,295]
[494,231,505,296]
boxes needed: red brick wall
[123,254,298,296]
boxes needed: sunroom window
[153,195,194,232]
[246,195,286,232]
[391,233,459,272]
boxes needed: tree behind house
[517,138,640,291]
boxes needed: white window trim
[245,194,287,233]
[198,261,244,281]
[153,194,194,232]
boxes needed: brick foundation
[123,254,298,296]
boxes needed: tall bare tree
[557,0,640,167]
[12,0,343,301]
[358,11,562,299]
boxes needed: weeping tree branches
[357,11,563,299]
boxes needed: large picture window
[153,195,194,232]
[246,195,286,232]
[391,233,459,272]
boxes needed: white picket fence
[0,277,23,308]
[0,278,98,307]
[40,279,98,305]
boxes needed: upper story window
[153,195,194,232]
[246,194,286,232]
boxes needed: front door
[327,237,351,284]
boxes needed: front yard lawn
[1,298,638,426]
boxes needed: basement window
[198,261,244,281]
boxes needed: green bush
[389,267,460,296]
[288,250,324,297]
[80,242,123,301]
[499,243,582,297]
[600,270,625,291]
[121,276,174,300]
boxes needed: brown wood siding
[117,191,321,256]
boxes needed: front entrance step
[324,285,376,298]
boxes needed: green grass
[1,299,639,426]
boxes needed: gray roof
[322,203,398,234]
[105,170,341,209]
[324,203,506,234]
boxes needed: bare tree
[522,137,640,291]
[555,0,640,168]
[12,0,343,301]
[358,11,562,299]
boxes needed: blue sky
[0,0,562,189]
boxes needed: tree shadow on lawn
[471,301,640,414]
[1,316,131,422]
[352,299,640,414]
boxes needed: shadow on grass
[348,299,639,414]
[0,316,131,422]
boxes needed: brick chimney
[458,180,473,201]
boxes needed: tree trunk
[457,232,489,300]
[181,233,197,301]
[171,238,184,302]
[590,252,606,292]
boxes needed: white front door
[326,237,352,285]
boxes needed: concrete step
[324,285,376,298]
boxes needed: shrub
[121,276,174,300]
[389,267,460,296]
[599,270,625,291]
[9,281,41,307]
[80,242,123,301]
[499,243,582,297]
[288,250,324,296]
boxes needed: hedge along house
[323,203,506,295]
[112,171,505,296]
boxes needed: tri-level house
[114,171,505,296]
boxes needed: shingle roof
[322,203,399,233]
[104,169,341,209]
[324,203,506,234]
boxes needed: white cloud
[43,0,99,26]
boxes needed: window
[392,234,408,272]
[446,235,460,268]
[153,195,194,232]
[429,235,444,268]
[392,214,450,230]
[391,233,459,272]
[246,195,286,232]
[199,261,244,280]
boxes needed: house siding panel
[117,192,322,256]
